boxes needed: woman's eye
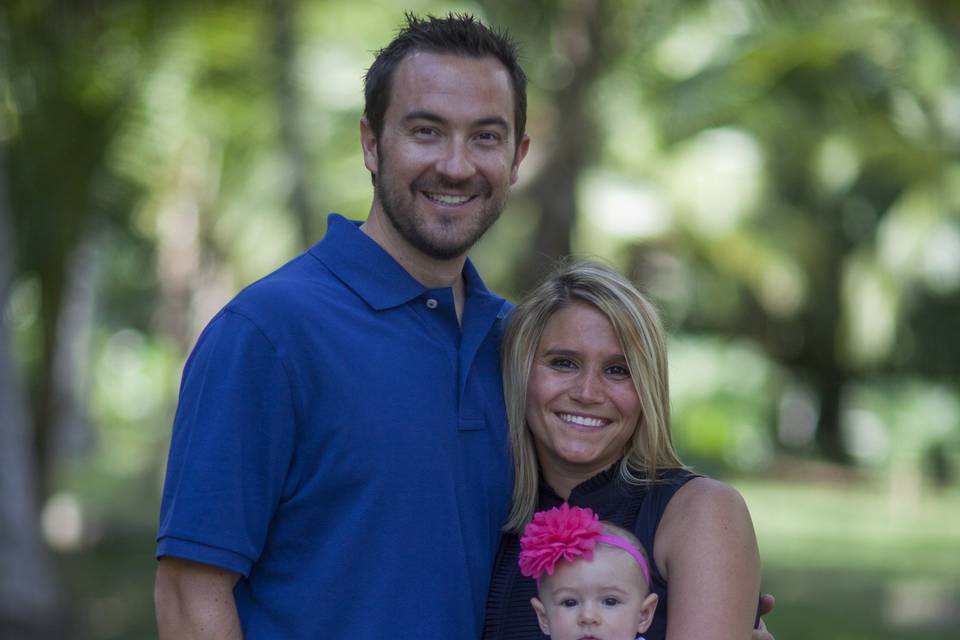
[550,358,576,369]
[606,364,630,377]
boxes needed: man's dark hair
[363,12,527,149]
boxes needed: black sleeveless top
[482,465,697,640]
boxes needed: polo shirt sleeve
[156,308,296,578]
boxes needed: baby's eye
[560,598,578,608]
[602,597,621,606]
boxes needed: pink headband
[518,504,651,588]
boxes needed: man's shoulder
[220,251,348,328]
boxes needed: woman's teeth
[558,413,607,427]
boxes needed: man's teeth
[558,413,607,427]
[425,192,471,205]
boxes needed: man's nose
[436,138,476,182]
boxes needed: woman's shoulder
[656,476,755,567]
[668,476,750,518]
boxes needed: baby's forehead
[593,541,648,568]
[543,548,648,591]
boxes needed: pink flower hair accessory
[518,503,603,580]
[518,504,651,587]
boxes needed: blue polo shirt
[157,214,513,638]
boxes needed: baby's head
[519,504,659,640]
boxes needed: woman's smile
[556,413,610,429]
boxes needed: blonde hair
[503,261,684,533]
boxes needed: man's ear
[636,592,659,634]
[531,596,550,636]
[360,117,379,176]
[510,133,531,185]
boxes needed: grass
[56,529,157,640]
[54,476,960,639]
[739,477,960,640]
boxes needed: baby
[519,504,659,640]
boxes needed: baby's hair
[599,521,642,548]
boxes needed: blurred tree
[506,0,611,292]
[269,0,316,249]
[480,0,661,294]
[0,144,67,640]
[0,1,174,635]
[603,0,960,462]
[1,0,164,498]
[480,0,959,464]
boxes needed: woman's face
[526,302,642,487]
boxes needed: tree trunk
[270,0,316,248]
[813,369,849,461]
[517,0,610,293]
[0,145,70,640]
[48,238,98,461]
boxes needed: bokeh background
[2,0,959,638]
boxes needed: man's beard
[374,154,507,261]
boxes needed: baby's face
[531,547,658,640]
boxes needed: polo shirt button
[425,298,439,309]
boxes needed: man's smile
[422,191,475,206]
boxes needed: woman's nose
[569,372,604,404]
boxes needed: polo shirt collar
[310,213,503,312]
[462,252,503,312]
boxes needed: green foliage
[670,336,782,472]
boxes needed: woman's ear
[531,596,550,636]
[636,592,659,634]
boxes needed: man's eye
[475,131,501,143]
[413,127,437,137]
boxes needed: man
[155,13,529,639]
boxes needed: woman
[484,261,765,640]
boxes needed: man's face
[361,52,529,260]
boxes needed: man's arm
[751,594,776,640]
[155,557,243,640]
